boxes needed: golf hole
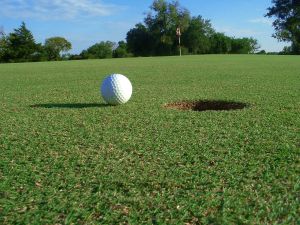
[164,100,249,112]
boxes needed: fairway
[0,55,299,224]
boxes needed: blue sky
[0,0,287,53]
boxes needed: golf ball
[101,74,132,105]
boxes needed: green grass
[0,55,299,224]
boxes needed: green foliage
[126,0,259,56]
[69,54,84,60]
[81,41,114,59]
[0,55,299,224]
[0,22,42,63]
[279,45,293,54]
[256,49,267,54]
[182,16,214,54]
[209,33,232,54]
[248,37,261,53]
[0,24,73,63]
[44,37,72,61]
[113,41,130,58]
[0,35,8,61]
[126,23,154,56]
[127,0,191,56]
[145,0,191,55]
[230,37,260,54]
[291,40,300,53]
[266,0,300,54]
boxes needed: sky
[0,0,288,53]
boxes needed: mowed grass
[0,55,299,224]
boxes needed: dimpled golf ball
[101,74,132,105]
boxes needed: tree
[182,16,214,54]
[280,45,293,54]
[230,37,259,54]
[113,41,129,58]
[145,0,191,55]
[257,50,267,54]
[81,41,114,59]
[0,26,6,61]
[44,37,72,61]
[126,0,191,56]
[266,0,300,54]
[0,34,8,62]
[248,37,261,53]
[210,33,232,54]
[126,23,155,56]
[4,22,41,62]
[69,54,84,60]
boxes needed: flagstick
[179,35,181,56]
[176,27,182,57]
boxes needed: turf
[0,55,299,224]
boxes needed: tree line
[0,22,72,63]
[0,0,299,63]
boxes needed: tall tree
[0,32,8,62]
[113,41,129,58]
[210,33,232,54]
[182,16,214,54]
[248,37,261,53]
[44,37,72,61]
[144,0,191,55]
[266,0,300,54]
[7,22,40,62]
[126,23,154,56]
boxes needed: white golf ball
[101,74,132,105]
